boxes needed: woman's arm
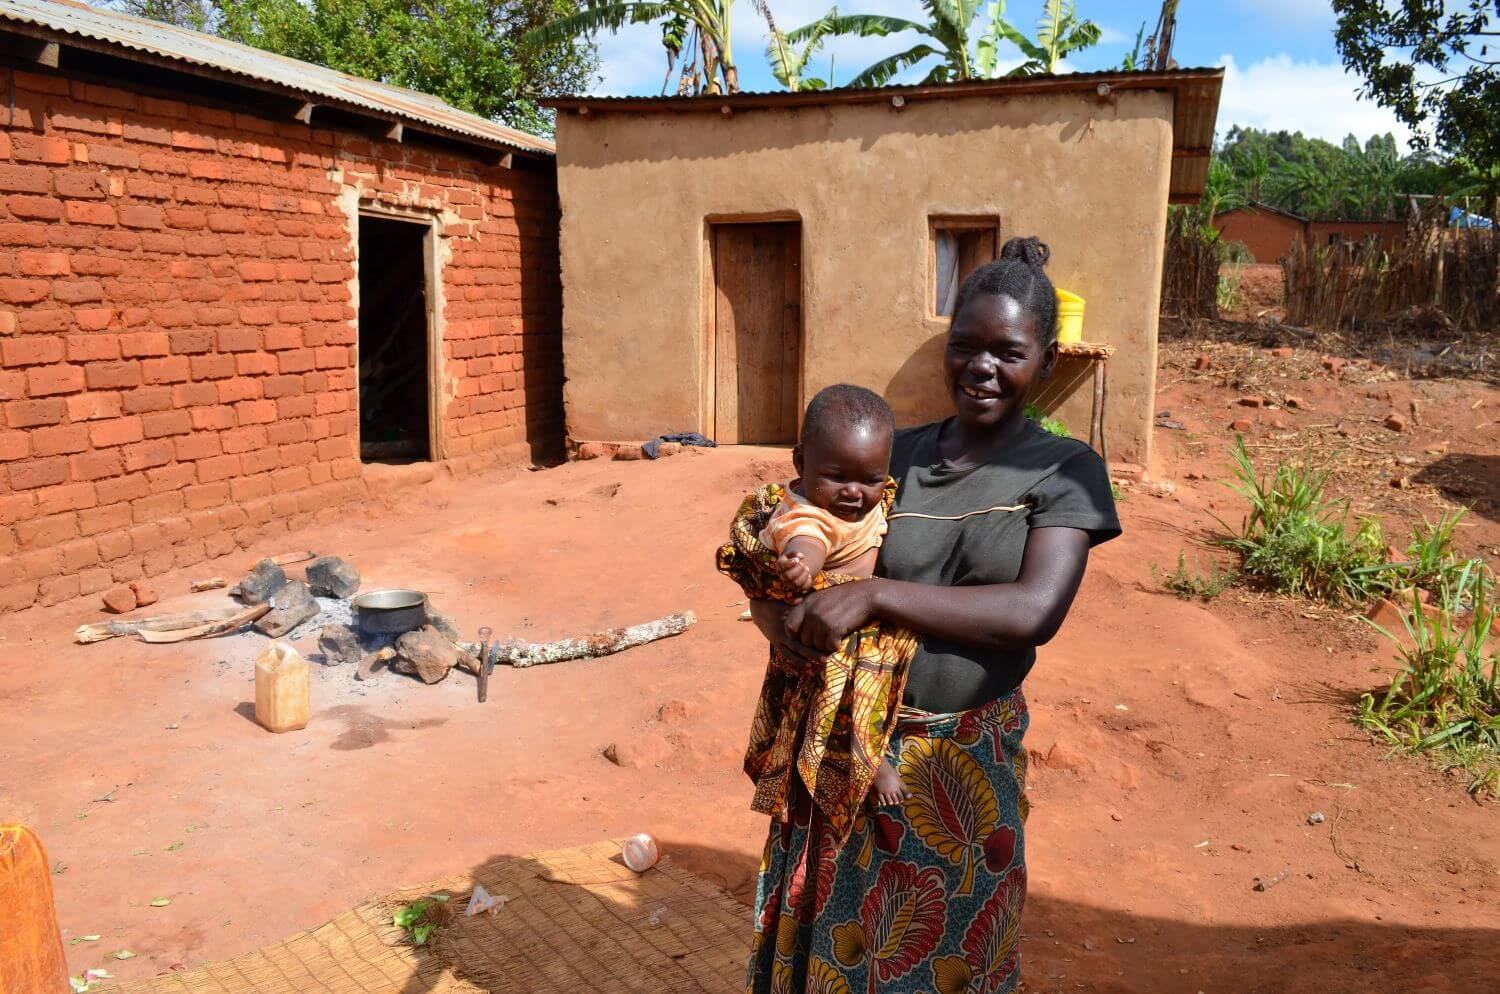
[786,527,1093,653]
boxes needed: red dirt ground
[4,363,1498,993]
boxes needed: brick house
[0,0,564,613]
[1215,202,1407,263]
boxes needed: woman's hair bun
[1000,235,1050,269]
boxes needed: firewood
[75,606,244,644]
[190,577,229,592]
[138,604,271,643]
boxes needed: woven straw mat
[111,840,749,994]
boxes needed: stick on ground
[462,611,697,669]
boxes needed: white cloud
[1096,24,1130,46]
[1215,53,1423,149]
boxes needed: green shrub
[1360,562,1500,798]
[1216,436,1395,607]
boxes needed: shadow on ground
[379,841,1496,994]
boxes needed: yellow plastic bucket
[1055,287,1084,344]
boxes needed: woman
[745,236,1120,994]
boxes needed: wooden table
[1027,341,1116,464]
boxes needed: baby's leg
[870,757,911,808]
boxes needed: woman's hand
[747,599,826,673]
[786,581,881,653]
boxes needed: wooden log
[75,606,244,644]
[488,611,697,669]
[138,604,270,644]
[191,577,229,592]
[356,647,396,682]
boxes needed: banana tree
[764,7,838,91]
[980,0,1101,77]
[524,0,741,94]
[786,0,982,88]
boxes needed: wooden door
[712,223,801,444]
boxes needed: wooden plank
[712,228,739,444]
[779,229,802,442]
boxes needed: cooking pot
[352,588,428,636]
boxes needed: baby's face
[796,425,892,522]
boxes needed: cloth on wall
[935,229,960,317]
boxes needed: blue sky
[590,0,1418,147]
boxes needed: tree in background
[1332,0,1498,216]
[113,0,597,136]
[787,0,1101,88]
[523,0,741,95]
[764,5,837,91]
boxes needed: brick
[94,527,132,558]
[65,335,120,363]
[190,353,236,380]
[59,537,101,571]
[217,327,260,352]
[0,429,27,461]
[26,364,85,396]
[123,122,172,145]
[90,416,144,448]
[67,392,122,422]
[0,278,49,303]
[195,453,241,482]
[69,449,122,481]
[123,438,174,471]
[31,424,89,457]
[119,332,170,358]
[17,513,78,549]
[125,177,173,200]
[5,398,65,428]
[95,473,149,506]
[239,261,277,281]
[35,481,97,517]
[120,205,165,230]
[11,135,71,164]
[74,307,116,331]
[65,201,116,226]
[16,251,68,277]
[127,522,166,554]
[85,361,142,390]
[261,375,303,398]
[78,567,113,596]
[2,337,65,367]
[123,386,172,413]
[0,164,50,194]
[207,212,248,233]
[141,409,191,438]
[86,144,140,168]
[5,196,62,221]
[51,280,104,304]
[146,463,195,494]
[9,456,68,490]
[174,432,222,461]
[55,172,107,199]
[264,326,302,350]
[141,356,190,384]
[0,370,24,401]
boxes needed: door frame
[701,212,805,444]
[355,206,444,461]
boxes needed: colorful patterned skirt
[746,691,1030,994]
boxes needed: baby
[719,384,915,844]
[757,385,907,807]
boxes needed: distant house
[1214,202,1406,263]
[546,69,1225,471]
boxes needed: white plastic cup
[622,833,659,872]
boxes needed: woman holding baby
[742,236,1120,994]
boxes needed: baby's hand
[777,551,815,591]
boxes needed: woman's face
[943,293,1056,432]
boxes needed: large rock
[393,625,458,684]
[318,623,364,667]
[234,559,287,605]
[306,556,360,599]
[254,581,318,638]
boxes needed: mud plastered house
[0,0,564,612]
[546,69,1222,467]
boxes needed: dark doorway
[711,222,802,444]
[358,215,432,463]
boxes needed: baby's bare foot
[870,759,911,808]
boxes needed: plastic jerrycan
[1,825,70,994]
[255,641,310,733]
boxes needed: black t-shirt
[878,419,1122,714]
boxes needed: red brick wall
[1214,209,1306,264]
[0,69,564,612]
[1305,220,1406,253]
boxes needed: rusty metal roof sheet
[0,0,553,156]
[547,68,1223,202]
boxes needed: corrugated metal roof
[0,0,554,156]
[547,68,1223,202]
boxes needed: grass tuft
[1359,563,1500,799]
[1154,552,1235,601]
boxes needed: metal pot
[352,588,428,636]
